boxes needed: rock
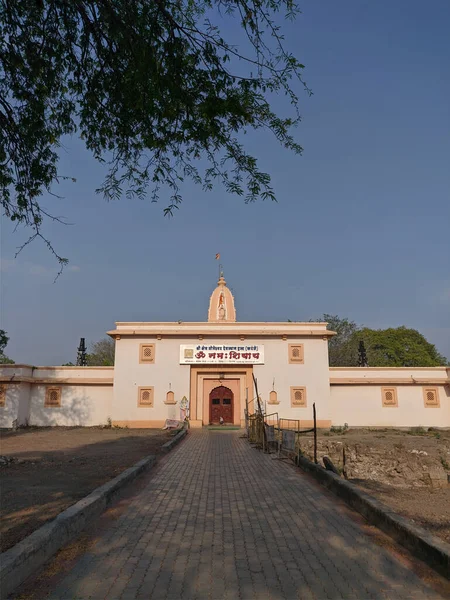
[427,467,449,489]
[323,455,340,476]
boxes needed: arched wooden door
[209,386,234,424]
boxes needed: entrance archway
[209,386,234,424]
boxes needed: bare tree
[87,338,115,366]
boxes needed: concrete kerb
[161,424,188,453]
[296,454,450,579]
[0,455,156,598]
[0,428,189,599]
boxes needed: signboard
[281,430,296,452]
[180,344,264,364]
[265,424,275,443]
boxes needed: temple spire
[207,273,236,322]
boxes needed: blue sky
[1,0,449,365]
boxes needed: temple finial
[208,271,236,322]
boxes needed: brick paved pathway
[39,431,442,599]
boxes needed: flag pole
[215,253,221,280]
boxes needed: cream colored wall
[33,366,114,379]
[253,337,331,424]
[112,337,191,425]
[0,365,113,428]
[0,365,34,377]
[112,336,332,426]
[330,367,449,381]
[0,382,31,428]
[28,384,112,427]
[112,336,333,425]
[330,385,450,427]
[2,349,448,430]
[329,367,449,427]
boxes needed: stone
[13,431,438,600]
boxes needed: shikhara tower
[207,273,236,323]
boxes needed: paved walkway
[35,431,442,599]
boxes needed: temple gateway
[1,274,449,428]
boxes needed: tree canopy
[315,316,448,367]
[0,329,15,364]
[1,0,307,268]
[356,326,448,368]
[320,314,358,367]
[86,337,115,366]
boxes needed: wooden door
[209,386,234,424]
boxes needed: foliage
[313,315,359,367]
[0,329,8,354]
[0,329,14,364]
[314,316,448,367]
[325,314,359,367]
[330,423,349,434]
[1,0,308,269]
[407,426,427,436]
[356,326,448,368]
[440,456,449,471]
[62,362,75,366]
[87,337,115,366]
[0,355,15,364]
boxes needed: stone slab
[160,426,188,453]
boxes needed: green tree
[87,338,115,366]
[1,1,308,269]
[314,315,359,367]
[312,316,448,367]
[355,327,448,367]
[0,329,15,364]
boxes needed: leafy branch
[1,0,309,268]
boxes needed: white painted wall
[33,367,114,379]
[0,382,31,428]
[1,366,32,427]
[113,336,331,425]
[2,352,448,429]
[112,337,191,424]
[29,384,112,426]
[329,367,449,381]
[0,365,113,428]
[330,385,450,427]
[253,337,331,423]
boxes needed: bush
[407,426,427,435]
[330,423,349,435]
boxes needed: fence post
[313,402,317,464]
[252,374,266,449]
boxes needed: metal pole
[313,402,317,464]
[245,387,249,436]
[252,374,265,449]
[253,373,262,414]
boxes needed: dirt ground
[355,480,450,543]
[0,427,174,552]
[299,428,450,545]
[2,426,449,556]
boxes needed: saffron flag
[215,253,220,260]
